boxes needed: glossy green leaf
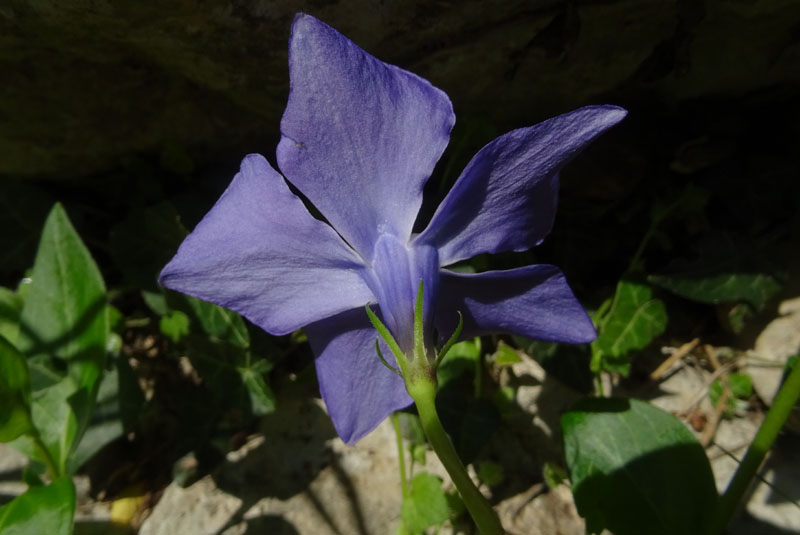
[409,443,427,466]
[710,373,753,417]
[0,335,32,442]
[67,365,125,473]
[543,462,568,489]
[0,287,23,344]
[649,271,781,309]
[401,472,450,534]
[160,310,190,342]
[476,460,504,487]
[238,365,276,416]
[490,341,522,366]
[17,203,108,393]
[180,295,249,349]
[141,290,169,316]
[592,281,667,375]
[437,338,481,388]
[562,397,717,535]
[12,378,79,475]
[0,476,75,535]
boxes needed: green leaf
[0,335,32,442]
[66,365,125,473]
[238,365,276,416]
[0,476,75,535]
[141,290,169,316]
[17,203,108,394]
[543,462,568,489]
[562,398,717,535]
[12,378,79,475]
[160,310,190,343]
[490,341,522,366]
[180,295,249,349]
[592,281,667,375]
[436,338,481,388]
[0,287,24,344]
[728,373,753,399]
[709,373,753,417]
[476,460,504,487]
[401,472,450,534]
[649,271,781,309]
[409,443,427,466]
[397,412,426,446]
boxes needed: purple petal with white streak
[435,265,596,344]
[159,154,374,336]
[418,106,627,266]
[277,14,455,257]
[305,308,412,444]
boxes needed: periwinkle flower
[160,14,626,444]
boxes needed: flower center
[368,233,439,354]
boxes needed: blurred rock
[2,0,800,179]
[747,296,800,432]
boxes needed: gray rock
[3,0,800,179]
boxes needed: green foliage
[476,460,504,487]
[160,310,190,342]
[10,203,110,476]
[562,398,717,535]
[0,335,32,442]
[0,203,112,534]
[710,373,753,417]
[650,272,781,310]
[238,359,276,416]
[591,280,667,376]
[183,295,249,349]
[17,203,108,393]
[543,462,568,489]
[0,476,75,535]
[155,290,276,419]
[489,341,522,367]
[14,379,79,475]
[436,338,480,389]
[409,443,427,466]
[401,473,450,534]
[0,286,24,343]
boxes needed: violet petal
[418,106,627,266]
[305,308,412,444]
[159,154,374,335]
[277,14,455,257]
[436,265,596,344]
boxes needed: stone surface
[138,383,589,535]
[748,296,800,404]
[2,0,800,179]
[0,443,28,500]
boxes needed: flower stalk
[407,376,505,534]
[367,282,505,534]
[710,360,800,534]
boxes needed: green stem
[392,412,409,497]
[30,429,60,479]
[408,377,504,535]
[710,361,800,534]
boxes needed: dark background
[2,0,799,340]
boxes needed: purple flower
[160,13,626,444]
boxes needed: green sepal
[435,312,463,367]
[365,304,408,375]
